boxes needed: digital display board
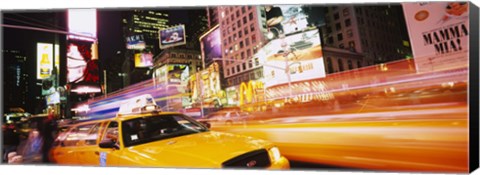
[266,5,309,36]
[67,9,97,41]
[67,40,100,93]
[126,34,146,50]
[159,25,186,49]
[134,52,154,68]
[200,25,222,67]
[167,64,189,85]
[261,29,326,88]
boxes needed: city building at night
[217,6,268,80]
[1,2,476,172]
[320,5,411,66]
[184,9,209,50]
[3,50,29,111]
[211,6,269,107]
[2,12,68,115]
[121,10,170,85]
[153,48,203,75]
[323,46,364,74]
[206,7,219,28]
[122,9,169,54]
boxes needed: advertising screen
[37,43,54,80]
[159,25,186,49]
[266,5,309,36]
[67,9,97,41]
[167,64,189,85]
[67,40,100,93]
[261,29,326,88]
[200,25,222,67]
[126,34,146,50]
[188,62,223,107]
[154,65,168,87]
[46,91,60,105]
[402,2,469,73]
[134,52,153,67]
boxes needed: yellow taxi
[49,94,289,169]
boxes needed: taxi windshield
[121,114,208,147]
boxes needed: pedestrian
[2,121,20,163]
[40,110,57,163]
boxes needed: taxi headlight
[268,147,282,162]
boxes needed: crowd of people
[2,111,58,164]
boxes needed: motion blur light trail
[212,105,468,172]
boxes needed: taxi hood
[124,131,272,168]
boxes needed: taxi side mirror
[99,140,119,149]
[200,121,211,129]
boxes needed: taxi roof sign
[117,94,159,116]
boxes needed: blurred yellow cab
[50,94,289,169]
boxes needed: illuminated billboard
[154,64,190,87]
[37,43,53,79]
[67,9,97,41]
[265,5,309,37]
[67,40,100,93]
[55,44,60,75]
[126,34,146,50]
[134,52,154,67]
[188,62,224,107]
[260,29,326,88]
[154,65,168,87]
[402,2,469,73]
[46,91,60,105]
[159,25,186,49]
[167,64,189,85]
[200,25,222,67]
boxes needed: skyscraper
[216,6,268,88]
[3,50,29,111]
[321,4,411,66]
[121,10,170,85]
[122,10,170,55]
[170,9,209,50]
[206,7,219,29]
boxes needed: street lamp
[266,26,297,99]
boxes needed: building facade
[121,10,170,85]
[321,5,411,66]
[172,9,210,50]
[323,47,365,74]
[206,7,219,28]
[216,6,268,85]
[153,49,203,76]
[122,10,170,55]
[3,50,29,111]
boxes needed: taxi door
[97,121,124,166]
[51,126,82,165]
[77,122,106,165]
